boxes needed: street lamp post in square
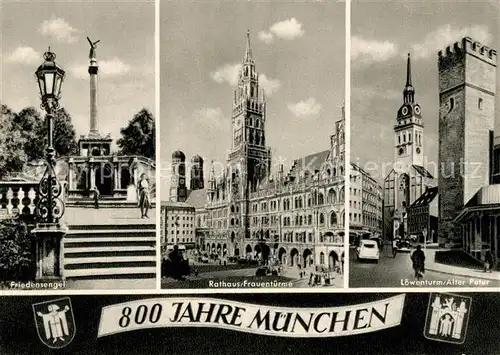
[32,48,68,280]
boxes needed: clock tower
[227,30,271,239]
[394,53,424,170]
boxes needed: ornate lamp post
[35,48,66,224]
[33,48,68,280]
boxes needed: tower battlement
[438,37,497,66]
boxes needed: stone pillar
[117,165,122,189]
[114,165,119,192]
[494,215,499,268]
[68,163,74,190]
[90,165,96,189]
[33,223,68,280]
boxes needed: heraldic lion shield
[32,297,76,349]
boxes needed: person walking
[411,245,426,279]
[92,185,100,209]
[138,173,150,218]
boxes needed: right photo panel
[350,0,499,288]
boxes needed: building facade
[407,186,438,243]
[438,37,496,241]
[350,163,383,236]
[161,201,196,254]
[383,54,435,240]
[166,32,346,272]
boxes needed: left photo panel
[0,1,157,290]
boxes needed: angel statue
[87,37,100,60]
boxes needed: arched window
[320,252,325,265]
[330,212,337,226]
[318,193,324,205]
[319,213,325,224]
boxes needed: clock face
[414,105,421,115]
[416,147,421,154]
[179,178,185,185]
[398,147,404,156]
[402,106,409,115]
[171,176,178,184]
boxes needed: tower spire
[403,53,415,104]
[406,53,412,87]
[244,30,253,63]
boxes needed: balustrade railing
[0,182,40,220]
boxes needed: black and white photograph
[0,1,156,290]
[1,292,499,355]
[349,0,500,288]
[160,1,346,289]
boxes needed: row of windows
[397,130,423,147]
[167,238,194,243]
[166,229,194,235]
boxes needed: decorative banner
[98,295,405,338]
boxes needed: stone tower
[394,54,424,170]
[227,30,271,240]
[438,37,497,239]
[170,150,187,202]
[190,155,204,190]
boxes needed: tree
[117,108,155,159]
[12,106,78,161]
[0,217,34,282]
[0,105,27,179]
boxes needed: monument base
[32,223,68,281]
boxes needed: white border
[344,0,351,290]
[154,0,161,291]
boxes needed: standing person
[484,250,494,273]
[138,173,150,218]
[392,238,398,258]
[92,185,100,209]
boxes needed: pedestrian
[92,185,100,209]
[411,245,426,278]
[392,238,398,258]
[138,173,150,218]
[484,250,494,273]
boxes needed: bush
[0,218,35,282]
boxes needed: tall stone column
[89,59,98,134]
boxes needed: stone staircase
[62,206,156,281]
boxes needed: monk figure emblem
[33,297,76,349]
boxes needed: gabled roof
[289,149,330,176]
[409,186,438,207]
[186,189,207,209]
[412,165,433,178]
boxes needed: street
[349,246,500,288]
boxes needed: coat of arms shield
[32,297,76,349]
[423,292,471,344]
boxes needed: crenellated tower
[438,37,497,240]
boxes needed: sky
[351,0,500,184]
[160,1,345,200]
[0,0,154,147]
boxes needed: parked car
[356,239,380,262]
[396,239,412,252]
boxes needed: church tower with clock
[394,53,424,169]
[383,54,435,240]
[227,31,272,240]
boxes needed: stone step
[64,236,156,243]
[64,255,156,264]
[64,267,156,278]
[67,224,155,231]
[63,246,155,253]
[65,230,155,237]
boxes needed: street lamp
[35,48,66,224]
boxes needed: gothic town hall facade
[166,32,345,271]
